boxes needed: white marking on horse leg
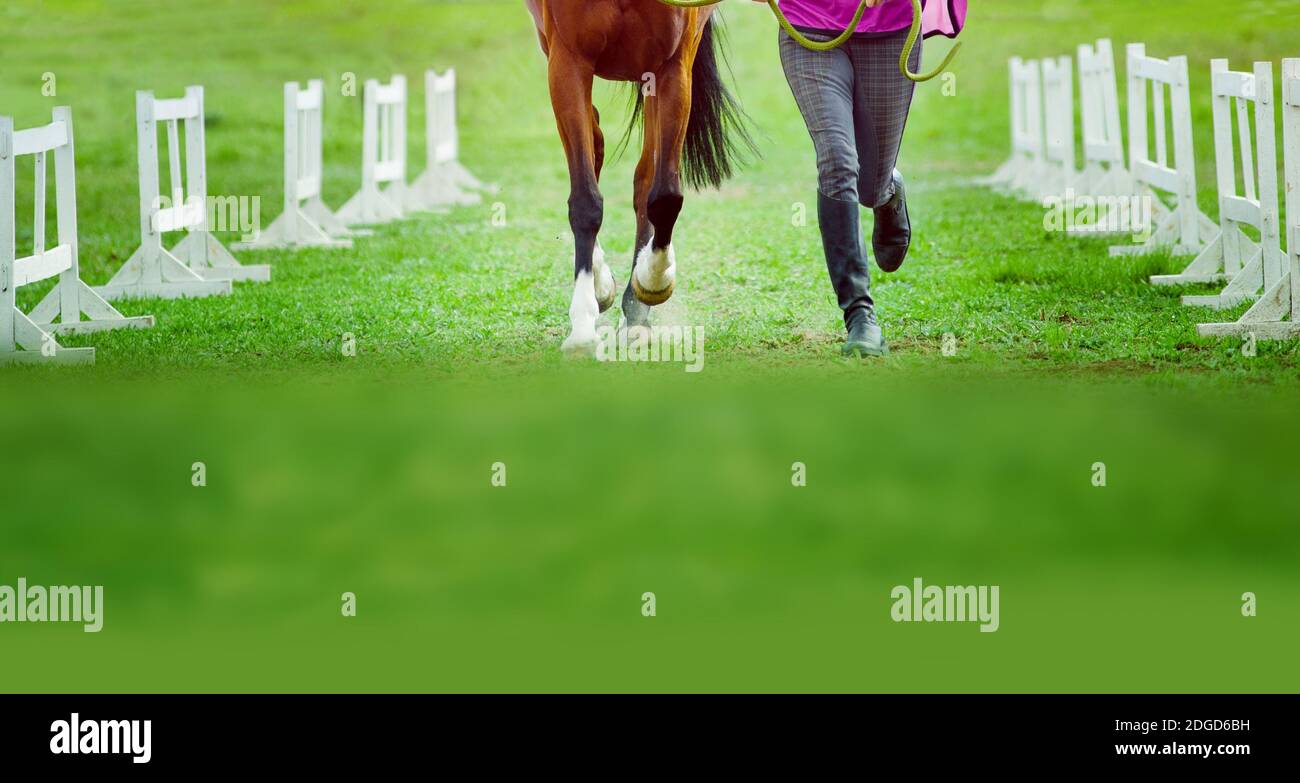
[633,243,676,302]
[561,270,599,357]
[592,242,616,312]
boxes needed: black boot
[818,192,888,358]
[844,307,887,358]
[872,170,911,273]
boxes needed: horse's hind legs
[548,48,607,356]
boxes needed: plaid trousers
[779,27,920,207]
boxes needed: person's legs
[847,30,920,272]
[779,30,885,357]
[778,30,860,201]
[847,30,919,208]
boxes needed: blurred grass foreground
[1,367,1297,692]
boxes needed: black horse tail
[683,16,756,189]
[617,14,756,190]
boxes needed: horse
[526,0,752,355]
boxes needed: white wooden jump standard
[2,109,155,365]
[1111,45,1216,259]
[1075,39,1134,203]
[98,87,268,301]
[1199,59,1300,341]
[27,108,156,336]
[1169,60,1282,308]
[1039,55,1076,199]
[984,57,1046,198]
[336,75,409,225]
[406,69,487,211]
[982,57,1025,189]
[236,80,354,250]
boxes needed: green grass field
[1,0,1297,692]
[2,0,1298,375]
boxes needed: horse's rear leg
[632,59,690,306]
[548,48,606,356]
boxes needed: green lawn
[0,1,1297,692]
[0,0,1295,376]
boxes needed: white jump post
[985,57,1046,197]
[98,87,269,301]
[2,109,154,365]
[982,58,1022,188]
[1040,55,1076,199]
[336,75,408,225]
[236,80,353,250]
[1166,60,1282,306]
[1075,39,1133,200]
[1111,45,1216,258]
[1199,58,1300,341]
[406,68,488,211]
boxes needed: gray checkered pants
[779,27,920,207]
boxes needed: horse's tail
[683,15,755,190]
[616,14,755,190]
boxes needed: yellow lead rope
[766,0,868,52]
[653,0,961,82]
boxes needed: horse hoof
[561,332,598,359]
[593,242,617,313]
[621,284,651,328]
[595,269,618,313]
[632,274,675,306]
